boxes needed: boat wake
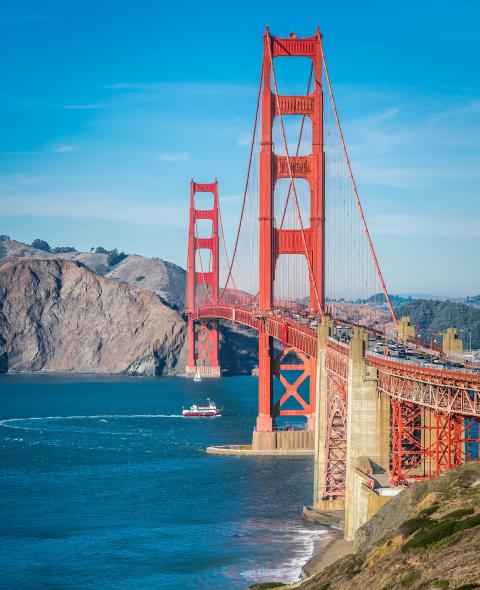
[0,414,184,431]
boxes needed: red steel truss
[323,340,349,498]
[186,180,220,376]
[390,400,480,485]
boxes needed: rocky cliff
[0,258,186,375]
[0,239,186,308]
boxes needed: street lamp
[460,329,473,354]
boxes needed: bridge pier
[344,328,389,541]
[312,325,392,539]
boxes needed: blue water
[0,375,329,590]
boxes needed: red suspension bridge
[184,28,480,517]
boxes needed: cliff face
[0,258,186,375]
[0,240,186,308]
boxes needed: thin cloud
[0,191,186,229]
[104,81,256,96]
[371,213,480,239]
[4,150,41,156]
[62,103,109,110]
[51,144,77,153]
[157,152,190,162]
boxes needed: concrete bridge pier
[311,324,392,538]
[344,328,390,541]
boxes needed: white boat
[193,368,202,382]
[182,398,222,417]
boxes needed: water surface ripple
[0,375,329,589]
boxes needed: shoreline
[301,533,353,579]
[300,508,353,580]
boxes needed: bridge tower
[186,180,221,378]
[255,29,325,437]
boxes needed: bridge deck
[191,304,480,414]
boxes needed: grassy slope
[251,462,480,590]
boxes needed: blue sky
[1,0,479,296]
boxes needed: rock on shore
[0,258,186,375]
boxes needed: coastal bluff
[0,258,186,375]
[250,461,480,589]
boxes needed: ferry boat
[182,398,222,417]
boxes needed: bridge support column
[344,328,389,542]
[313,317,344,511]
[186,179,221,378]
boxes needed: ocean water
[0,375,330,590]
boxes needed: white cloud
[62,103,109,110]
[51,144,77,153]
[0,191,186,229]
[236,134,251,147]
[157,152,190,162]
[371,213,480,239]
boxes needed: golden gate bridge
[183,28,480,538]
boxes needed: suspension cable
[321,47,398,328]
[219,63,264,301]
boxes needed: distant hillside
[397,299,480,349]
[364,293,417,307]
[0,238,186,308]
[0,236,259,376]
[466,294,480,308]
[0,258,186,375]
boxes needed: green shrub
[443,508,474,520]
[399,516,431,536]
[31,239,51,252]
[403,520,457,550]
[52,246,77,253]
[456,513,480,532]
[401,569,420,587]
[433,581,449,589]
[107,248,127,266]
[403,511,480,551]
[419,504,440,517]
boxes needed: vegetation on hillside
[251,462,480,590]
[397,299,480,349]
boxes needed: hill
[0,238,259,376]
[0,238,186,308]
[397,299,480,349]
[0,258,186,375]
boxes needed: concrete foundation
[185,365,221,378]
[252,429,315,451]
[206,444,314,456]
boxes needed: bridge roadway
[191,304,480,417]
